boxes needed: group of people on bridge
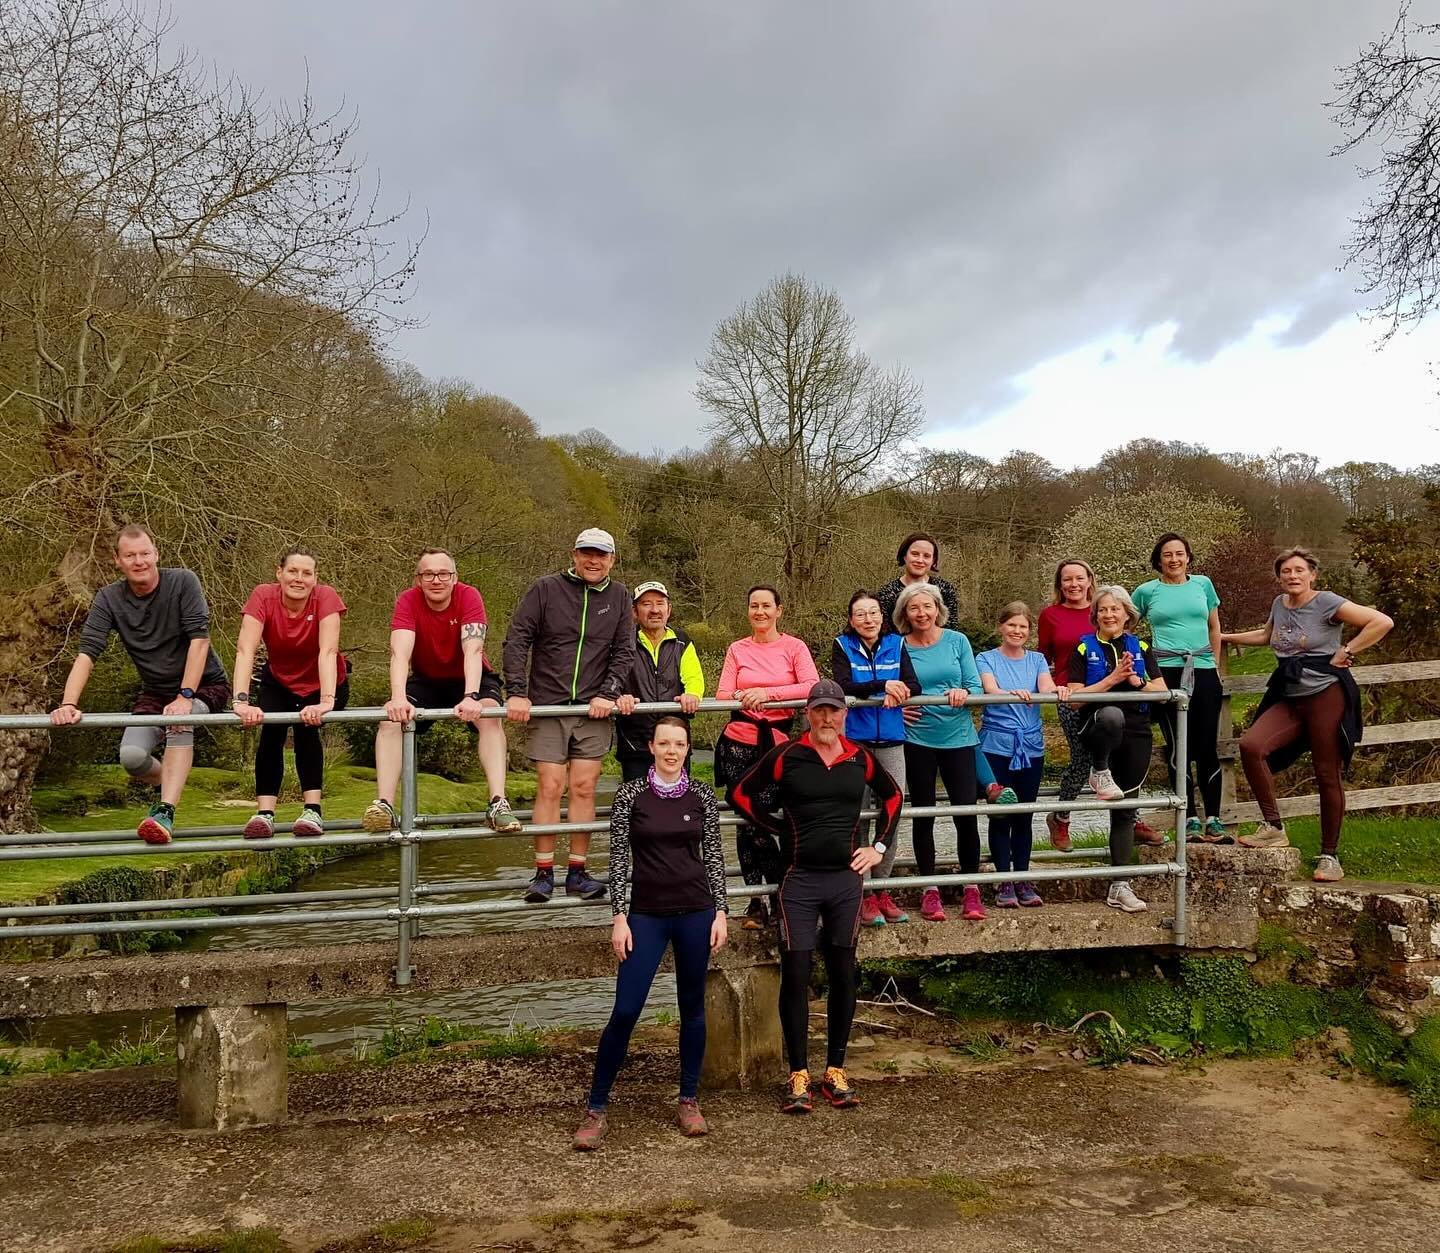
[46,521,1393,1142]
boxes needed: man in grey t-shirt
[49,525,230,844]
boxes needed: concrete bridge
[1,846,1320,1131]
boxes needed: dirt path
[0,1030,1436,1252]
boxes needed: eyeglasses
[418,571,456,583]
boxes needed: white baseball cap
[632,580,670,601]
[573,527,616,553]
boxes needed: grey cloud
[167,0,1398,452]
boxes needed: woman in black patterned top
[573,716,728,1150]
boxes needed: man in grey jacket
[504,528,635,903]
[49,524,230,844]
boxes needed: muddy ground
[0,1017,1437,1253]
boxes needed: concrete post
[175,1003,289,1130]
[701,965,784,1090]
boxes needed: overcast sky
[169,1,1440,469]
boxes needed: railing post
[1172,689,1189,947]
[394,721,418,986]
[1217,666,1237,826]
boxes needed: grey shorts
[526,713,613,763]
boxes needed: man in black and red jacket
[727,679,903,1115]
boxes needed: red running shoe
[961,885,986,921]
[1046,812,1072,852]
[859,893,885,927]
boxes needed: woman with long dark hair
[1222,548,1392,882]
[715,584,820,927]
[573,716,728,1149]
[1132,532,1228,842]
[1038,558,1095,852]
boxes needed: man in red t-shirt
[361,548,521,834]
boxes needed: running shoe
[1238,822,1289,849]
[136,804,173,845]
[523,867,555,903]
[859,894,885,927]
[1046,812,1072,853]
[820,1066,860,1109]
[1088,769,1125,802]
[292,807,324,838]
[676,1097,709,1136]
[565,865,607,901]
[573,1108,608,1150]
[1016,882,1044,908]
[242,812,275,840]
[961,885,986,921]
[1203,818,1233,844]
[1313,854,1345,883]
[486,796,522,833]
[1184,817,1203,842]
[1106,881,1147,913]
[920,887,946,922]
[874,890,909,923]
[781,1069,813,1115]
[361,798,398,833]
[1134,819,1166,846]
[986,783,1019,805]
[995,882,1019,909]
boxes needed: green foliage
[1049,489,1245,588]
[373,1012,546,1063]
[286,1036,316,1059]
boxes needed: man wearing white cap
[504,528,636,903]
[614,581,706,782]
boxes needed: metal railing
[0,690,1190,982]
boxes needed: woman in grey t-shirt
[1220,547,1393,882]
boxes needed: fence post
[394,722,418,986]
[1172,690,1188,947]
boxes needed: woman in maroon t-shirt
[1037,558,1096,852]
[233,547,349,838]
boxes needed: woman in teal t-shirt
[1131,532,1227,843]
[894,581,983,924]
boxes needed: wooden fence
[1217,659,1440,824]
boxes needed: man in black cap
[728,679,903,1114]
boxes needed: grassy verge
[1278,815,1440,884]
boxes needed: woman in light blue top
[976,601,1067,909]
[1131,531,1227,842]
[894,581,984,924]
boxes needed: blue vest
[1076,632,1152,706]
[835,631,906,743]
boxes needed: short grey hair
[1091,585,1140,631]
[893,580,950,632]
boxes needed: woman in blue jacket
[832,590,921,927]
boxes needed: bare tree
[0,0,417,827]
[1333,2,1440,338]
[695,273,923,594]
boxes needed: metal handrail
[1,689,1190,977]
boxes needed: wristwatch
[179,687,195,699]
[464,690,481,700]
[234,692,250,704]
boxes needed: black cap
[806,679,848,711]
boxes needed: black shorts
[407,669,503,735]
[777,867,864,952]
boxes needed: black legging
[255,672,351,796]
[780,944,857,1073]
[715,734,785,886]
[1079,706,1155,866]
[902,742,980,875]
[1155,667,1223,820]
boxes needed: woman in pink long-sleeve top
[715,584,820,928]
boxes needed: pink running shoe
[874,890,909,923]
[920,887,946,922]
[961,885,986,921]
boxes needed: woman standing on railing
[1065,586,1169,913]
[573,716,728,1150]
[976,602,1067,908]
[1221,547,1392,883]
[1038,558,1096,852]
[895,582,984,923]
[832,590,921,926]
[715,585,820,928]
[232,548,349,838]
[1132,532,1228,843]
